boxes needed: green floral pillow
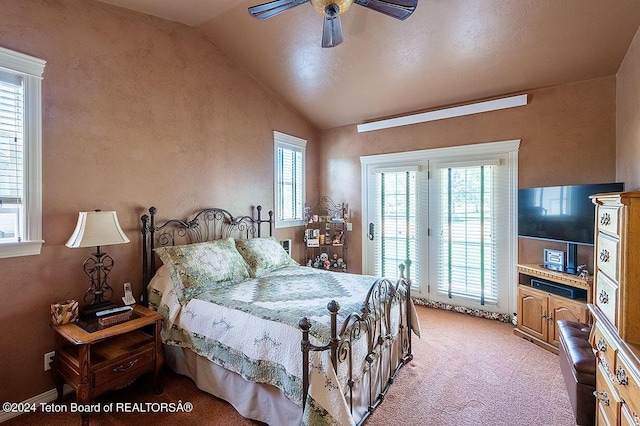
[155,238,250,305]
[235,237,298,278]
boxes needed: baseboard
[0,384,73,423]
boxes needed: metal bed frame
[141,205,414,425]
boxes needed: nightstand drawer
[93,347,154,388]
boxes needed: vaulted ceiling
[98,0,640,129]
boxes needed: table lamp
[66,210,130,317]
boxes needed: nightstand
[52,304,163,425]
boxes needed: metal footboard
[299,271,413,424]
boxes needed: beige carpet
[5,306,577,425]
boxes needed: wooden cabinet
[52,305,163,425]
[304,196,349,272]
[589,192,640,426]
[515,264,591,354]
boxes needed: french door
[361,141,519,312]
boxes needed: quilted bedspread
[148,265,417,425]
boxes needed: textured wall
[0,0,319,403]
[319,77,618,274]
[617,26,640,189]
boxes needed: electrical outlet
[44,351,55,371]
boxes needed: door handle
[368,223,375,240]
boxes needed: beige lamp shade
[66,211,130,248]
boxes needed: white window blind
[0,70,24,242]
[0,46,45,258]
[373,169,419,282]
[437,164,500,304]
[274,131,306,228]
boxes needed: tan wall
[319,77,618,274]
[0,0,319,403]
[617,26,640,189]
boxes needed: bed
[141,205,419,425]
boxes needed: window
[0,46,45,258]
[274,131,306,228]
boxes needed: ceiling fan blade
[248,0,309,20]
[354,0,417,20]
[322,16,343,48]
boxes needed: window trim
[0,46,46,259]
[273,131,306,229]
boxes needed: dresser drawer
[621,403,640,426]
[592,324,618,374]
[595,363,621,426]
[597,206,621,238]
[597,233,620,282]
[615,352,640,417]
[92,347,154,389]
[596,272,619,328]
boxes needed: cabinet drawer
[595,363,621,426]
[596,272,619,328]
[597,206,621,238]
[592,324,618,374]
[597,233,620,282]
[92,347,154,388]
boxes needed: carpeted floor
[5,306,578,425]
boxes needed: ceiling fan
[248,0,418,48]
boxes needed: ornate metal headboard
[140,205,273,299]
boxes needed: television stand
[514,264,593,353]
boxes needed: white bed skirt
[164,345,302,425]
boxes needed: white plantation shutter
[0,70,24,241]
[436,160,507,305]
[372,168,420,284]
[0,46,45,258]
[274,131,306,228]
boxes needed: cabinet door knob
[600,213,611,226]
[593,390,610,406]
[600,249,610,262]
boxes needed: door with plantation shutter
[361,141,518,313]
[428,157,512,310]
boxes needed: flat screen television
[518,182,624,273]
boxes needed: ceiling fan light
[310,0,354,17]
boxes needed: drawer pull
[113,358,139,372]
[615,366,628,386]
[599,249,610,263]
[600,213,611,226]
[593,390,610,406]
[596,337,607,353]
[598,290,610,304]
[634,413,639,426]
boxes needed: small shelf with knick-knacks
[304,196,349,272]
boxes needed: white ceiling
[98,0,640,129]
